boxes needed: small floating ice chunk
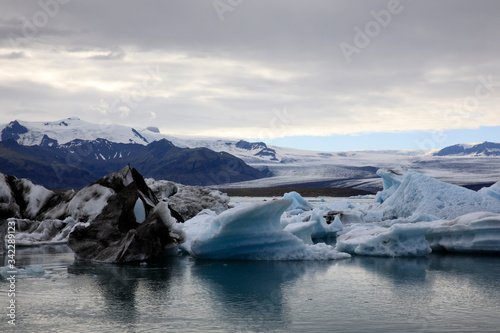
[0,265,46,279]
[283,191,313,214]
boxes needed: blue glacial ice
[179,199,350,260]
[334,169,500,256]
[283,191,313,215]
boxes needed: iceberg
[0,265,47,279]
[332,169,500,256]
[283,191,313,215]
[426,212,500,254]
[146,178,231,220]
[13,217,79,246]
[68,166,185,263]
[336,224,432,257]
[375,169,500,221]
[336,212,500,256]
[183,199,350,260]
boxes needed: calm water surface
[1,245,500,332]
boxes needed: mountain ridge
[2,117,500,191]
[433,141,500,157]
[0,137,265,189]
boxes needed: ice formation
[333,169,500,256]
[0,265,48,279]
[64,184,115,221]
[146,178,231,220]
[13,217,82,246]
[68,167,185,263]
[374,169,500,220]
[283,191,313,215]
[180,199,350,260]
[336,224,432,257]
[426,212,500,253]
[3,166,500,260]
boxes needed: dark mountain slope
[0,138,266,189]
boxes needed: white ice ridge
[333,169,500,256]
[178,199,350,260]
[336,212,500,256]
[374,169,500,220]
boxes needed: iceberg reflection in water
[2,246,500,333]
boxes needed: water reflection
[67,257,186,327]
[344,255,431,282]
[190,259,333,332]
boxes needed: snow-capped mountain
[433,141,500,157]
[1,117,500,191]
[0,117,166,146]
[0,118,268,188]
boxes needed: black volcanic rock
[67,166,185,263]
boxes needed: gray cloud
[1,0,500,139]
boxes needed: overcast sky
[1,0,499,151]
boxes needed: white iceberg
[332,169,500,256]
[426,212,500,254]
[375,169,500,221]
[336,212,500,257]
[336,224,432,257]
[182,199,350,260]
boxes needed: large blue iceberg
[179,199,350,260]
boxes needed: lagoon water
[2,245,500,332]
